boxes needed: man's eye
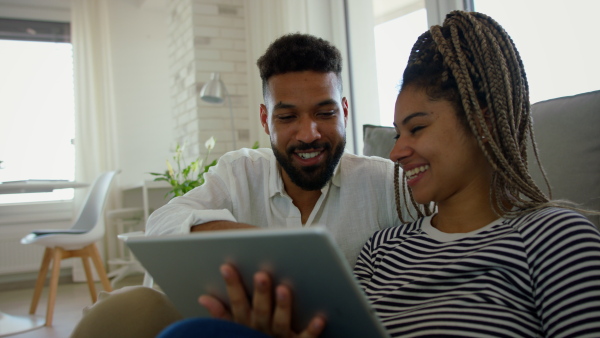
[394,134,400,140]
[277,115,294,120]
[317,111,336,117]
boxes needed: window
[0,19,75,204]
[374,6,428,127]
[474,0,600,104]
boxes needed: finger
[271,285,293,337]
[221,264,251,325]
[298,316,327,338]
[251,271,274,332]
[198,295,232,320]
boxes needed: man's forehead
[264,71,342,106]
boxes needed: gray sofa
[363,90,600,227]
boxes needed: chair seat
[31,229,88,236]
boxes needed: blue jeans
[157,318,271,338]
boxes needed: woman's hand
[198,263,326,338]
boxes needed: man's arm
[191,220,257,232]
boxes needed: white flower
[205,137,215,150]
[166,160,175,178]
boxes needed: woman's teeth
[406,165,429,180]
[298,152,320,159]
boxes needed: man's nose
[296,117,321,144]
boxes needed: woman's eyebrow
[400,112,429,126]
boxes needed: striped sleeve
[520,208,600,337]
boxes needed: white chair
[20,171,118,326]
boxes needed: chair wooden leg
[29,247,53,315]
[45,247,63,327]
[81,255,97,303]
[89,244,112,292]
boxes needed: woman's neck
[432,178,501,233]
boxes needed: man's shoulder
[219,148,273,164]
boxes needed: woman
[160,10,600,337]
[352,10,600,336]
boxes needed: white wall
[106,0,173,188]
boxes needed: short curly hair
[256,33,343,98]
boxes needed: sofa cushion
[529,90,600,227]
[363,124,396,159]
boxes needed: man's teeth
[406,165,429,180]
[298,152,320,159]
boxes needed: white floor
[0,274,144,338]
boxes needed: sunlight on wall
[374,9,427,127]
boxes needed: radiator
[0,231,47,274]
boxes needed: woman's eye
[393,134,400,140]
[410,126,424,134]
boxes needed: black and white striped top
[354,207,600,337]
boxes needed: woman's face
[390,86,493,207]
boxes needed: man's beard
[272,139,346,191]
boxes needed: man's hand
[198,264,326,338]
[191,221,258,232]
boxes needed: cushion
[528,90,600,227]
[362,124,396,159]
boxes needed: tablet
[125,227,389,338]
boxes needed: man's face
[260,71,348,191]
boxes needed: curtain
[70,0,120,280]
[71,0,119,187]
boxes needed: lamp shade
[200,72,226,103]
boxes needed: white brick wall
[167,0,250,161]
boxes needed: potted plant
[150,137,217,198]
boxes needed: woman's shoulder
[368,217,426,244]
[512,207,594,228]
[509,206,600,243]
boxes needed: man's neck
[280,168,322,224]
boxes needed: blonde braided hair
[395,11,554,222]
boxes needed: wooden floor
[0,274,144,338]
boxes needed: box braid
[395,10,555,222]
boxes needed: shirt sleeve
[145,160,237,236]
[353,231,380,290]
[525,209,600,336]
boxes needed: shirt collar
[268,151,343,198]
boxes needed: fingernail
[276,288,286,301]
[220,266,230,279]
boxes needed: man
[71,33,401,338]
[146,33,400,265]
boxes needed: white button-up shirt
[146,148,401,265]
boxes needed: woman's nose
[389,135,411,164]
